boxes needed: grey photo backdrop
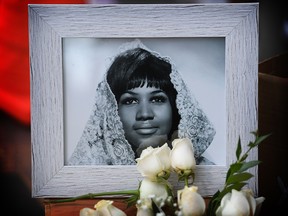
[62,38,225,165]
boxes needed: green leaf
[238,160,261,173]
[165,182,174,199]
[125,194,139,208]
[209,190,221,204]
[226,172,254,185]
[226,163,243,180]
[248,133,271,148]
[250,130,258,136]
[236,137,242,160]
[178,175,185,182]
[206,190,221,216]
[219,182,247,199]
[240,153,248,162]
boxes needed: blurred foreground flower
[80,200,127,216]
[177,186,206,216]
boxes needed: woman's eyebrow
[124,90,137,95]
[151,90,166,94]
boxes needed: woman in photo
[68,40,216,165]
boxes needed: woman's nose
[136,103,154,120]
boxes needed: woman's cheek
[154,104,173,133]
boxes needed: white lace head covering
[68,40,216,165]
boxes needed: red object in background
[0,0,85,125]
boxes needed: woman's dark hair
[106,47,180,138]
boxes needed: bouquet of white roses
[52,131,268,216]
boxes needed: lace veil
[68,40,216,165]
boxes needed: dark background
[0,0,287,215]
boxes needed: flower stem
[184,176,189,187]
[49,190,139,203]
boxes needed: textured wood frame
[29,3,259,198]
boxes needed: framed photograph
[29,3,259,198]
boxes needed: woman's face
[118,85,173,154]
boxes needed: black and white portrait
[63,38,225,166]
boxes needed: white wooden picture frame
[29,3,259,198]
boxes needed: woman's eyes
[121,97,138,105]
[151,96,167,103]
[120,95,167,105]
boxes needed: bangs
[126,61,172,91]
[127,70,171,90]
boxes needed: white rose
[170,138,196,173]
[242,189,265,216]
[139,178,169,206]
[241,189,257,215]
[216,189,258,216]
[136,143,171,180]
[177,186,206,216]
[94,200,127,216]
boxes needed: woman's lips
[134,126,158,135]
